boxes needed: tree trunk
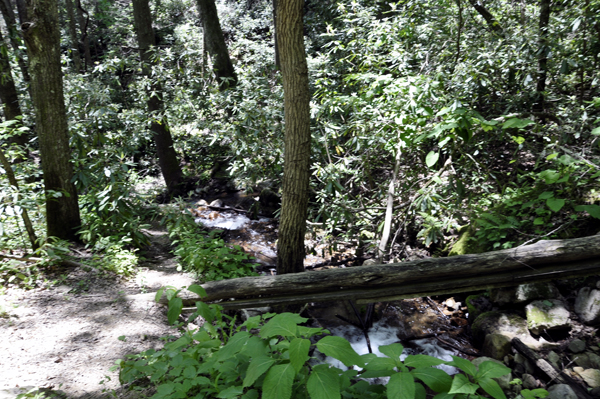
[195,0,237,90]
[147,235,600,309]
[76,0,92,71]
[466,0,505,37]
[22,0,82,241]
[132,0,183,195]
[64,0,81,72]
[272,0,279,69]
[275,0,311,275]
[534,0,551,115]
[0,0,31,83]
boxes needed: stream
[190,198,480,371]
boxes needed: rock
[471,357,511,391]
[574,352,594,369]
[482,333,512,360]
[209,199,223,207]
[521,373,538,390]
[525,299,571,335]
[361,259,378,266]
[465,294,492,323]
[471,311,549,349]
[574,368,600,388]
[575,287,600,324]
[514,353,535,375]
[546,384,577,399]
[547,351,561,369]
[489,283,560,306]
[196,199,208,206]
[569,338,587,353]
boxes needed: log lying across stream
[149,235,600,309]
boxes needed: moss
[449,225,485,256]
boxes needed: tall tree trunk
[22,0,82,241]
[65,0,81,72]
[276,0,311,275]
[132,0,183,195]
[195,0,237,90]
[0,26,27,148]
[76,0,92,71]
[272,0,280,69]
[0,0,30,83]
[466,0,505,37]
[534,0,551,115]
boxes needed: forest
[0,0,600,397]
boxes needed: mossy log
[144,235,600,309]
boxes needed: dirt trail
[0,228,194,399]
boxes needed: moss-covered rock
[525,299,571,335]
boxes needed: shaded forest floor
[0,226,194,399]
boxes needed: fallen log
[137,235,600,309]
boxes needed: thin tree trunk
[272,0,279,69]
[22,0,82,241]
[276,0,311,275]
[65,0,81,72]
[132,0,183,195]
[466,0,505,37]
[533,0,551,116]
[377,143,402,262]
[0,147,39,250]
[195,0,237,90]
[0,0,30,83]
[76,0,92,71]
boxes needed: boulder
[471,311,548,349]
[489,283,560,306]
[575,287,600,325]
[546,384,577,399]
[525,299,571,335]
[465,294,492,323]
[569,338,587,353]
[482,333,512,360]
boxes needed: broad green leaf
[502,118,535,129]
[431,393,455,399]
[537,191,554,200]
[155,287,165,302]
[316,336,363,368]
[410,367,452,392]
[307,364,341,399]
[538,170,560,184]
[243,356,276,387]
[218,331,250,360]
[167,297,183,325]
[387,372,414,399]
[289,338,311,373]
[217,386,244,398]
[592,127,600,136]
[477,377,507,399]
[475,361,511,380]
[426,151,439,168]
[195,301,214,324]
[415,382,427,399]
[575,204,600,219]
[446,356,477,376]
[359,369,396,379]
[240,336,268,358]
[403,354,445,368]
[260,313,306,339]
[379,343,405,362]
[533,217,545,225]
[364,356,397,371]
[546,198,565,212]
[448,374,478,395]
[263,363,295,399]
[188,284,207,298]
[242,389,259,399]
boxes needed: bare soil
[0,228,195,399]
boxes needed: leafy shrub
[162,205,257,282]
[117,286,516,399]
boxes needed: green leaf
[241,390,259,399]
[263,363,295,399]
[546,198,565,212]
[403,354,445,368]
[289,338,311,373]
[364,357,397,371]
[243,356,276,387]
[448,374,478,395]
[307,364,341,399]
[387,372,415,399]
[379,343,405,362]
[426,151,439,168]
[188,284,207,298]
[537,191,554,200]
[591,127,600,136]
[155,287,165,302]
[260,313,306,339]
[167,297,183,325]
[218,331,250,360]
[475,361,511,380]
[533,217,545,225]
[194,301,215,324]
[217,386,244,398]
[538,170,560,184]
[545,153,559,160]
[316,336,363,368]
[410,367,452,392]
[446,356,477,376]
[575,204,600,219]
[477,377,507,399]
[502,118,535,129]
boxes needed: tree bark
[195,0,237,90]
[275,0,311,275]
[76,0,93,71]
[466,0,505,37]
[132,0,183,195]
[64,0,81,72]
[0,0,30,83]
[0,27,22,122]
[534,0,551,115]
[22,0,82,241]
[151,235,600,309]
